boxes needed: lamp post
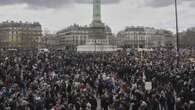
[175,0,179,67]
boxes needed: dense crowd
[0,49,195,110]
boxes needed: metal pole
[175,0,179,67]
[95,40,96,52]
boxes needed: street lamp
[175,0,179,67]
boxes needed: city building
[117,26,148,48]
[56,24,89,50]
[179,27,195,48]
[117,26,174,49]
[56,24,115,51]
[0,21,42,49]
[153,29,175,48]
[40,34,58,49]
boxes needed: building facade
[56,24,115,50]
[40,34,58,49]
[117,27,147,48]
[117,26,174,49]
[179,27,195,48]
[153,29,175,48]
[56,24,89,50]
[0,21,42,49]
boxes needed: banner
[145,82,152,91]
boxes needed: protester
[0,49,195,110]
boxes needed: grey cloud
[190,1,195,7]
[27,0,73,9]
[0,0,23,5]
[0,0,121,9]
[145,0,195,8]
[0,0,73,8]
[145,0,174,8]
[75,0,122,4]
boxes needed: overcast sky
[0,0,194,34]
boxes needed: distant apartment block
[179,27,195,48]
[40,34,58,49]
[56,24,114,50]
[117,26,175,49]
[0,21,42,49]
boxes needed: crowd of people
[0,49,195,110]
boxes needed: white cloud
[0,0,194,34]
[0,0,123,9]
[144,0,195,8]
